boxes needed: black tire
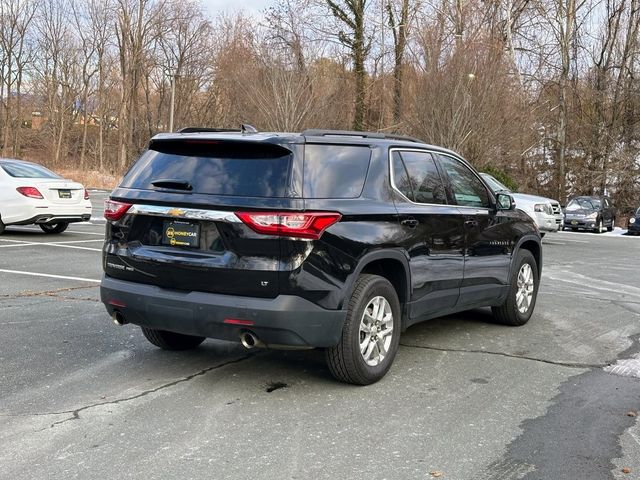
[0,217,5,235]
[40,222,69,234]
[141,327,206,350]
[491,249,539,326]
[607,218,615,232]
[325,274,401,385]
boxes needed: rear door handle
[401,218,419,228]
[464,220,478,228]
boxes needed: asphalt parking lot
[2,191,640,480]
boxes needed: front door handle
[464,220,478,228]
[401,218,419,228]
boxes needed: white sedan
[0,158,92,234]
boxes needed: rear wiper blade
[151,179,193,191]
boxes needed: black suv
[100,128,542,384]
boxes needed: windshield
[1,161,61,179]
[480,173,511,193]
[566,198,600,211]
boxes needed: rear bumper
[11,213,91,225]
[100,275,347,348]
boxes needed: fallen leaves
[430,471,444,478]
[621,467,632,474]
[627,411,637,417]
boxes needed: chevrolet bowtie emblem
[167,208,186,217]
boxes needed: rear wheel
[40,222,69,234]
[325,274,401,385]
[141,327,206,350]
[492,249,539,326]
[0,218,5,235]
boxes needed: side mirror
[496,193,515,211]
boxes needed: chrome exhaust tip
[112,310,127,326]
[240,331,262,349]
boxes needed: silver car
[480,173,562,235]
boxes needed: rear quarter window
[120,141,293,198]
[303,144,371,198]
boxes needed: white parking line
[40,243,102,252]
[0,269,100,283]
[0,239,103,251]
[0,239,102,245]
[7,226,105,236]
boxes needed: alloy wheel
[515,263,535,314]
[359,296,394,367]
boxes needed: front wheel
[40,222,69,234]
[325,274,401,385]
[492,250,539,326]
[141,327,206,350]
[595,219,604,233]
[607,218,615,232]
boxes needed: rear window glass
[303,144,370,198]
[120,141,292,198]
[1,162,61,179]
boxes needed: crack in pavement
[9,355,255,431]
[0,285,97,300]
[399,342,605,369]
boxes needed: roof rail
[178,124,259,134]
[178,127,240,133]
[301,129,422,143]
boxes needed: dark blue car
[628,207,640,235]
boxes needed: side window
[437,154,490,208]
[303,144,371,198]
[391,151,414,199]
[391,150,447,204]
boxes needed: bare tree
[0,0,36,157]
[327,0,371,130]
[387,0,417,124]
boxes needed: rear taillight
[235,211,341,240]
[104,199,132,221]
[84,189,90,200]
[16,186,43,199]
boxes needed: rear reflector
[235,211,341,240]
[104,199,132,221]
[223,318,255,326]
[16,186,43,199]
[84,189,90,200]
[108,299,127,308]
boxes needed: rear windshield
[121,141,292,198]
[303,144,371,198]
[1,162,61,179]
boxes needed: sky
[200,0,275,15]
